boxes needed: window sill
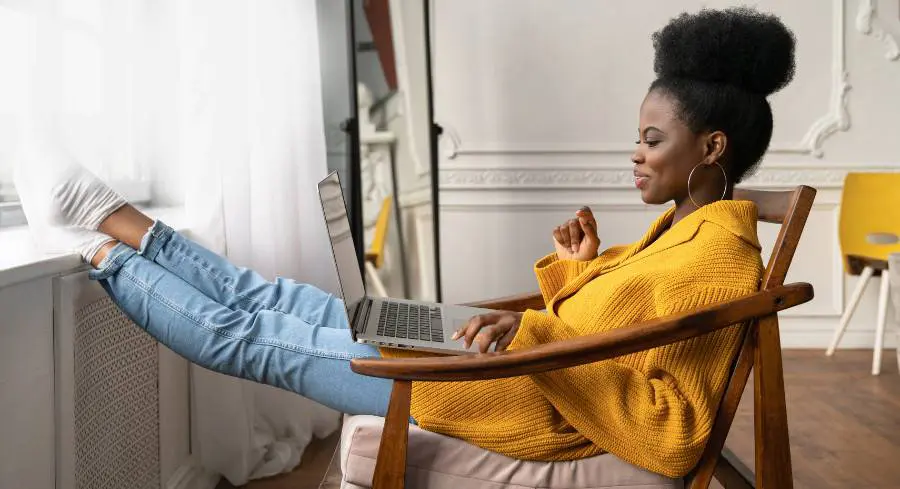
[0,201,26,227]
[0,206,185,289]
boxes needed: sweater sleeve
[510,285,752,478]
[533,252,591,306]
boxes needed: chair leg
[372,380,412,489]
[366,261,389,297]
[754,315,793,489]
[873,273,890,375]
[827,266,874,356]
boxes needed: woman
[15,7,794,479]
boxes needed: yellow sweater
[382,200,763,478]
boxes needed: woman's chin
[638,188,668,205]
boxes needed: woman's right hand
[553,206,600,261]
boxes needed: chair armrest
[461,291,545,311]
[351,283,813,381]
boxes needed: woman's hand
[451,311,523,353]
[553,206,600,261]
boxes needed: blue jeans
[89,221,394,417]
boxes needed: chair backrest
[687,186,816,489]
[839,173,900,274]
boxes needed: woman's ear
[704,131,727,164]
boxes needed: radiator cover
[56,272,161,489]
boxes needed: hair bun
[652,7,796,96]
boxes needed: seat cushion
[340,415,683,489]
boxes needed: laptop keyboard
[376,302,444,343]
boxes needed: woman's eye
[635,140,661,147]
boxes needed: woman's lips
[634,174,649,189]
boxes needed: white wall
[435,0,900,348]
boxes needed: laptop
[317,171,492,354]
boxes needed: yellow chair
[364,196,393,297]
[826,173,900,375]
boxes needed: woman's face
[632,90,713,205]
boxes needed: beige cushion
[339,415,683,489]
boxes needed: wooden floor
[223,349,900,489]
[723,349,900,489]
[216,432,341,489]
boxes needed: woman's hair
[649,7,796,183]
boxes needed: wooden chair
[349,186,817,489]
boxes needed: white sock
[52,165,126,231]
[13,142,118,262]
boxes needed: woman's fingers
[494,318,519,352]
[559,223,572,249]
[478,314,520,353]
[553,226,568,249]
[576,206,596,224]
[452,313,519,351]
[576,206,599,245]
[474,325,501,353]
[579,216,597,243]
[567,219,582,252]
[576,207,597,234]
[454,313,499,349]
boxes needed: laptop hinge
[349,298,372,341]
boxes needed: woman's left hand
[452,311,524,353]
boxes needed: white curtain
[176,0,341,485]
[4,0,342,485]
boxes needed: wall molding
[439,163,900,190]
[440,0,851,160]
[397,185,433,208]
[781,330,898,349]
[856,0,900,61]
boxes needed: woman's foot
[96,204,154,251]
[39,149,154,249]
[14,143,118,263]
[51,164,126,231]
[17,135,153,252]
[91,240,120,268]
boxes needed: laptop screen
[317,171,367,322]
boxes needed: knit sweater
[381,200,763,478]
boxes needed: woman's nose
[631,148,643,165]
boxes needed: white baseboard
[780,330,899,349]
[165,457,220,489]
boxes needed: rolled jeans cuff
[88,243,138,281]
[139,220,175,261]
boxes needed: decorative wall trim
[440,0,851,160]
[856,0,900,61]
[397,185,433,208]
[440,164,900,190]
[442,140,817,159]
[797,0,852,157]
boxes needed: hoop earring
[687,161,728,208]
